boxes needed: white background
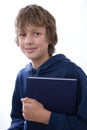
[0,0,87,130]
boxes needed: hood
[25,54,70,76]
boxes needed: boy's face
[17,26,50,66]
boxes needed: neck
[32,56,51,69]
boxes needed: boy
[8,4,87,130]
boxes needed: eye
[34,32,41,37]
[18,33,26,37]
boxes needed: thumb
[21,97,29,102]
[21,97,32,103]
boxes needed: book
[25,77,77,129]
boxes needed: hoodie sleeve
[47,69,87,130]
[7,74,24,130]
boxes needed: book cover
[25,77,77,129]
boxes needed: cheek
[39,38,49,49]
[19,43,24,52]
[18,39,24,48]
[40,44,49,53]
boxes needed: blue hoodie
[8,54,87,130]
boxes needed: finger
[22,102,29,113]
[21,97,30,102]
[21,97,34,103]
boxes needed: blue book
[25,77,77,129]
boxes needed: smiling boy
[7,4,87,130]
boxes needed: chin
[27,55,36,60]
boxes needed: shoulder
[16,63,32,79]
[55,54,87,79]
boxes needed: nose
[24,34,33,44]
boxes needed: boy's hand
[21,97,51,124]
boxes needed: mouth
[25,47,37,53]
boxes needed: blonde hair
[15,4,58,56]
